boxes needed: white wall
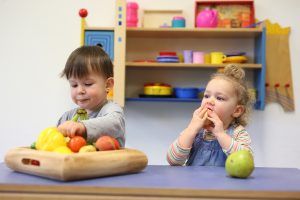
[1,0,299,168]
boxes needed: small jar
[172,16,186,28]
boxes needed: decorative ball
[79,9,88,18]
[95,136,120,151]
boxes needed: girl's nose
[207,99,215,106]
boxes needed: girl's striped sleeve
[223,125,253,155]
[167,139,191,166]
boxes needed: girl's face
[201,78,242,129]
[69,73,112,113]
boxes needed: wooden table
[0,163,300,200]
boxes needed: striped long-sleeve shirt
[167,125,252,166]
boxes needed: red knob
[285,83,290,88]
[79,9,88,18]
[274,83,280,88]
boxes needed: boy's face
[69,73,112,113]
[201,78,241,128]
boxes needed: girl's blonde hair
[211,64,254,126]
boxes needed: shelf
[126,27,263,38]
[85,27,114,31]
[126,97,201,103]
[126,62,262,69]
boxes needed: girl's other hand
[57,121,86,138]
[187,105,208,134]
[206,110,224,137]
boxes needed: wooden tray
[5,147,148,181]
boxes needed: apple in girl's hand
[203,110,213,129]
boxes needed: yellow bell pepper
[36,127,67,151]
[53,146,73,154]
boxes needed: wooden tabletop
[1,163,300,200]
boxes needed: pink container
[193,52,205,64]
[127,2,139,27]
[196,8,218,28]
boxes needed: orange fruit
[95,136,120,151]
[68,136,87,152]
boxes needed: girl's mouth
[206,106,213,111]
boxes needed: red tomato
[68,136,87,152]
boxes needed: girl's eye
[217,96,225,101]
[204,94,209,98]
[71,84,77,88]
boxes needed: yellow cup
[204,53,211,64]
[210,52,226,64]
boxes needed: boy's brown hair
[61,46,113,79]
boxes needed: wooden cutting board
[5,147,148,181]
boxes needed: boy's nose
[78,85,86,94]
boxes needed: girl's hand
[57,121,86,138]
[187,105,209,134]
[206,110,225,138]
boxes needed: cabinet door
[84,30,114,60]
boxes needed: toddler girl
[167,64,253,166]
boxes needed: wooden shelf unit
[127,27,263,38]
[82,0,266,110]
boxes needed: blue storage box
[174,87,199,98]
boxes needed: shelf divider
[126,62,262,69]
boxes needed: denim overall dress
[186,126,234,166]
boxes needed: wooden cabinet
[123,27,266,110]
[83,0,266,110]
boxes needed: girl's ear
[105,77,114,91]
[232,105,245,118]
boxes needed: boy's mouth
[77,99,89,103]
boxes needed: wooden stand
[5,147,148,181]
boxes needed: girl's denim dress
[186,126,234,166]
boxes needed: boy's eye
[70,84,77,88]
[85,83,93,86]
[204,94,209,98]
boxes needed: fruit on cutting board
[53,146,73,154]
[95,136,120,151]
[36,127,67,151]
[68,136,87,152]
[79,145,97,153]
[225,150,254,178]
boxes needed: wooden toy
[5,147,148,181]
[264,19,294,111]
[79,8,88,46]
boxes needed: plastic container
[126,2,139,27]
[183,50,193,63]
[193,51,204,64]
[172,16,186,28]
[144,83,172,95]
[174,87,199,99]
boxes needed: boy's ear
[232,105,245,118]
[106,77,114,90]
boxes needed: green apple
[225,150,254,178]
